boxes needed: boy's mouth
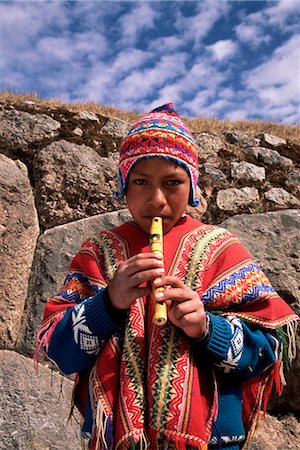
[144,215,168,221]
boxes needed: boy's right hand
[107,252,164,311]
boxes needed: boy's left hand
[153,276,207,339]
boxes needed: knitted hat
[115,102,200,206]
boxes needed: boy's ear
[186,190,207,219]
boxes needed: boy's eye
[134,178,147,185]
[167,179,181,186]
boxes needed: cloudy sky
[1,0,299,124]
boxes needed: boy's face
[126,157,190,233]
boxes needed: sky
[0,0,300,124]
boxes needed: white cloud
[235,23,271,48]
[115,53,187,103]
[0,2,69,38]
[37,37,77,62]
[118,2,158,45]
[0,1,111,98]
[175,0,230,45]
[151,85,183,110]
[185,95,232,118]
[111,48,153,75]
[235,0,300,48]
[162,58,229,117]
[226,109,249,121]
[148,35,184,53]
[220,87,236,99]
[36,32,107,63]
[75,48,154,104]
[265,0,300,30]
[207,39,238,62]
[242,35,300,123]
[245,35,299,103]
[75,50,187,109]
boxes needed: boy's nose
[149,187,167,208]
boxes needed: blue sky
[0,0,299,124]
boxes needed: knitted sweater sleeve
[194,313,280,380]
[47,286,125,375]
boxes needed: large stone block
[0,108,61,157]
[33,139,126,228]
[231,161,266,182]
[0,350,81,450]
[0,155,39,348]
[194,132,225,166]
[264,187,300,209]
[217,187,259,212]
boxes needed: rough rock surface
[216,186,259,212]
[264,187,300,208]
[243,145,293,168]
[194,132,225,166]
[0,154,39,348]
[0,108,61,156]
[0,98,299,449]
[231,161,266,182]
[33,140,125,228]
[225,131,260,148]
[258,133,287,148]
[0,350,81,450]
[249,413,300,449]
[285,169,300,196]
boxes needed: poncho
[36,215,299,449]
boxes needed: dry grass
[0,91,140,123]
[185,116,300,142]
[1,91,299,142]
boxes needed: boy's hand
[108,253,164,310]
[153,276,207,339]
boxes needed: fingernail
[156,268,165,274]
[155,292,164,300]
[153,277,161,286]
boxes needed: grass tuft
[1,91,299,142]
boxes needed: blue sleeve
[194,313,280,380]
[47,288,124,375]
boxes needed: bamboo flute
[150,217,167,326]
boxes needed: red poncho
[37,216,299,449]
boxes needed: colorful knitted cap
[116,102,200,206]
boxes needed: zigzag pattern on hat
[116,102,200,207]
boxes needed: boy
[36,103,298,450]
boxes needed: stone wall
[0,98,299,449]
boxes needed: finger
[131,286,152,299]
[153,285,191,302]
[129,267,165,288]
[116,253,162,274]
[153,275,185,289]
[124,255,164,277]
[171,299,199,320]
[129,252,163,262]
[158,287,199,305]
